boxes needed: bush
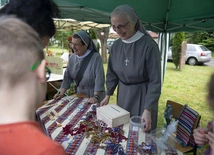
[172,32,185,69]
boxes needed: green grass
[159,62,213,128]
[104,61,213,154]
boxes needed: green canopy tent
[2,0,214,81]
[54,18,110,31]
[52,0,214,33]
[0,0,7,6]
[3,0,214,32]
[52,0,214,82]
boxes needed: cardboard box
[96,104,130,127]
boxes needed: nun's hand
[88,97,98,104]
[99,95,110,106]
[141,109,151,132]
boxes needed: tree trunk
[94,27,109,63]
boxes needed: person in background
[0,0,59,47]
[60,36,74,63]
[193,73,214,155]
[68,36,74,57]
[100,4,161,131]
[0,16,66,155]
[54,30,105,104]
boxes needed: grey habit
[61,31,105,101]
[106,5,161,130]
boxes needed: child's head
[0,16,44,88]
[207,73,214,111]
[0,0,59,47]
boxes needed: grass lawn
[159,62,213,128]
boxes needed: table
[46,68,68,98]
[48,68,66,83]
[36,96,183,155]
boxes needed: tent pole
[158,32,170,85]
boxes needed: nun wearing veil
[100,4,161,131]
[54,30,105,104]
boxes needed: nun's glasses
[69,42,84,47]
[112,21,129,31]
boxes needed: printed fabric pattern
[176,105,198,147]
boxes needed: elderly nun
[54,30,105,104]
[100,4,162,131]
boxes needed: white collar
[122,30,144,43]
[76,49,91,59]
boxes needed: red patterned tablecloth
[36,96,183,155]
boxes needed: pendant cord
[123,43,134,66]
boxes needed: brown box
[96,104,130,127]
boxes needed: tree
[53,31,73,50]
[172,32,185,69]
[199,33,214,52]
[185,31,208,44]
[185,31,214,52]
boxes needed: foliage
[52,31,73,50]
[185,31,214,53]
[89,29,97,39]
[199,33,214,53]
[185,31,208,44]
[172,32,185,69]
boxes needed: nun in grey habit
[54,30,105,103]
[101,5,161,131]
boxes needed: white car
[167,44,212,65]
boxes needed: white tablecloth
[47,68,66,82]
